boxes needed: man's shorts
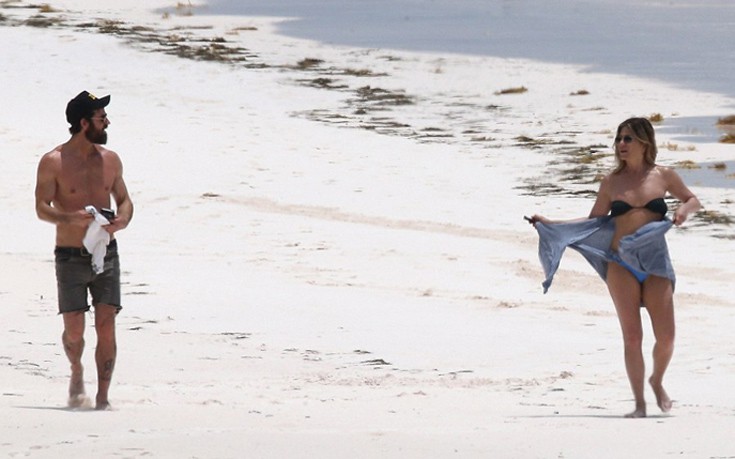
[54,239,122,314]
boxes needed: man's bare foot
[624,402,647,418]
[650,378,673,413]
[67,393,93,409]
[95,400,113,411]
[67,364,91,409]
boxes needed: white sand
[1,1,735,457]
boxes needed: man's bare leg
[94,304,117,410]
[62,311,91,408]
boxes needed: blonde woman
[529,117,701,417]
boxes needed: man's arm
[35,152,92,227]
[107,153,133,234]
[35,153,60,224]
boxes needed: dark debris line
[2,2,732,236]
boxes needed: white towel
[82,205,111,274]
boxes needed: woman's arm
[663,167,701,226]
[527,175,611,226]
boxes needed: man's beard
[85,124,108,144]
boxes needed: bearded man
[35,91,134,410]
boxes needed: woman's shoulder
[653,164,680,179]
[599,170,622,188]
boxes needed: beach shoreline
[201,0,735,101]
[1,1,734,458]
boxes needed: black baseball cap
[65,91,110,125]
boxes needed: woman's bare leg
[606,262,647,417]
[642,275,675,413]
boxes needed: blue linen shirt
[534,216,675,293]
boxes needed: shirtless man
[35,91,133,410]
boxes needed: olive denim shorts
[54,240,121,314]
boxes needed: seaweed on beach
[513,135,575,149]
[341,68,387,77]
[94,19,126,34]
[674,160,700,169]
[292,57,387,77]
[59,13,262,66]
[0,2,36,9]
[37,3,57,13]
[661,141,696,152]
[361,117,411,131]
[299,77,349,90]
[648,113,664,123]
[166,41,244,62]
[518,143,611,197]
[361,358,391,366]
[175,2,195,16]
[417,127,453,140]
[23,13,62,27]
[551,144,609,165]
[468,135,497,142]
[558,165,600,184]
[693,209,733,225]
[353,86,414,106]
[159,2,195,18]
[515,181,565,197]
[495,86,527,95]
[298,108,423,140]
[231,25,257,32]
[720,134,735,144]
[296,57,324,69]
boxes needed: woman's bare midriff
[611,209,663,251]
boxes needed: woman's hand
[672,196,701,226]
[525,214,551,227]
[672,207,689,226]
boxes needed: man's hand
[103,217,127,235]
[67,209,94,228]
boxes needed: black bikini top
[610,197,667,217]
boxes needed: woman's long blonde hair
[613,117,658,174]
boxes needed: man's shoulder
[38,145,63,167]
[95,144,120,159]
[43,144,64,157]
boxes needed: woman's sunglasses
[614,135,634,144]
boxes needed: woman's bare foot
[650,378,673,413]
[624,404,647,418]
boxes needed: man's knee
[62,311,86,341]
[94,305,117,338]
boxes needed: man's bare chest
[57,156,113,204]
